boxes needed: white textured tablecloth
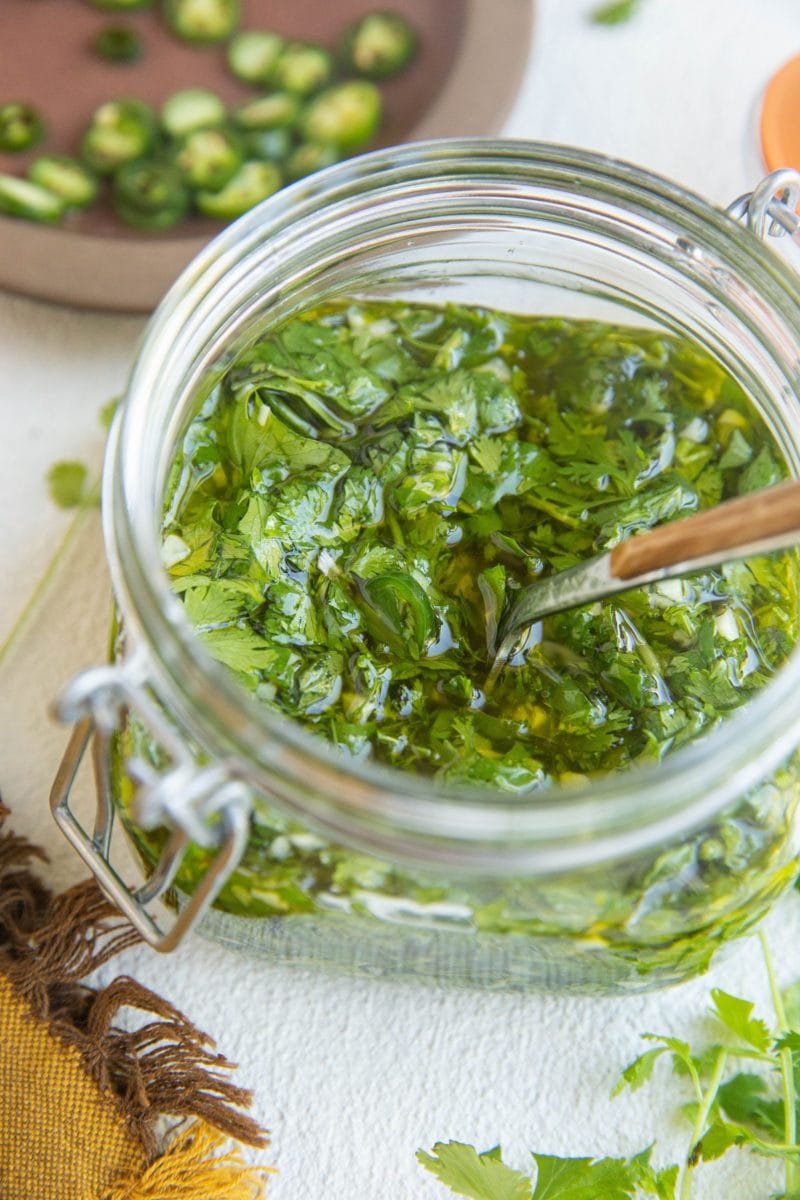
[2,2,800,1196]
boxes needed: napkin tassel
[0,802,270,1200]
[99,1120,270,1200]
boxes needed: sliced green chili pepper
[163,0,240,44]
[233,91,300,131]
[227,30,284,85]
[88,0,153,9]
[28,156,99,208]
[300,81,382,152]
[242,128,292,163]
[174,127,243,191]
[81,98,157,174]
[161,88,227,138]
[91,25,143,62]
[339,11,417,79]
[0,174,64,223]
[195,159,281,219]
[284,140,340,181]
[0,103,46,153]
[112,160,189,229]
[272,42,334,97]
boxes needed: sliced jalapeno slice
[0,174,64,223]
[113,159,190,229]
[91,25,144,62]
[272,42,334,97]
[339,11,417,79]
[81,98,157,174]
[284,140,340,181]
[161,88,227,138]
[242,127,292,163]
[28,156,99,208]
[174,127,243,191]
[233,91,300,131]
[195,159,282,219]
[356,572,437,659]
[0,103,46,153]
[227,30,284,85]
[163,0,240,45]
[300,81,382,152]
[88,0,153,9]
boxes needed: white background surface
[2,2,800,1197]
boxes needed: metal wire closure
[727,167,800,248]
[49,660,251,951]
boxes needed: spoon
[490,478,800,680]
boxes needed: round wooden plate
[0,0,533,311]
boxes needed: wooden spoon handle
[610,478,800,581]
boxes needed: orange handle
[610,478,800,580]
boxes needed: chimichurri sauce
[162,301,799,791]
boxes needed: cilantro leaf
[417,1142,531,1200]
[711,990,772,1052]
[590,0,642,23]
[227,398,348,479]
[46,460,96,509]
[694,1120,746,1163]
[530,1153,639,1199]
[716,1073,784,1139]
[612,1047,666,1097]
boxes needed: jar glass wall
[90,142,800,991]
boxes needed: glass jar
[51,143,800,993]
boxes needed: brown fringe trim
[0,801,267,1158]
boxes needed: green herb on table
[591,0,644,24]
[44,401,116,511]
[419,934,800,1198]
[0,405,112,666]
[46,461,98,510]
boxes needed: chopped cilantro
[114,300,799,977]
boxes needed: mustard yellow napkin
[0,801,270,1200]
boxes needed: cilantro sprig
[419,935,800,1199]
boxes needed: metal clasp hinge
[728,168,800,250]
[50,664,251,952]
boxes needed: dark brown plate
[0,0,533,311]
